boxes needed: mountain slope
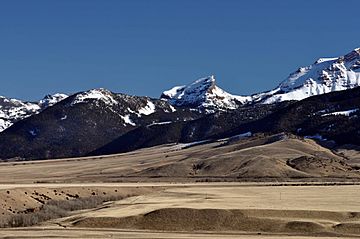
[90,102,290,156]
[251,48,360,103]
[161,48,360,110]
[128,134,357,179]
[219,86,360,145]
[3,83,358,161]
[0,89,200,160]
[1,48,360,161]
[161,75,251,112]
[92,86,360,157]
[0,93,68,132]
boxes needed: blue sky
[1,0,359,100]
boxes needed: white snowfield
[260,50,360,104]
[138,100,156,115]
[120,114,136,126]
[72,89,118,106]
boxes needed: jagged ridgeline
[0,48,359,160]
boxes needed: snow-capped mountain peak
[161,75,216,100]
[254,48,360,104]
[0,93,68,132]
[161,48,360,108]
[2,48,360,132]
[161,75,250,112]
[161,85,186,100]
[39,93,68,108]
[71,88,118,106]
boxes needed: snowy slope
[0,93,68,132]
[161,75,251,112]
[39,93,69,108]
[254,48,360,103]
[70,88,181,127]
[162,48,360,109]
[71,88,118,106]
[2,48,360,131]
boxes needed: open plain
[1,135,360,184]
[0,183,360,238]
[1,137,360,238]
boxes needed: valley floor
[1,227,357,239]
[1,137,360,237]
[1,183,360,238]
[1,135,360,184]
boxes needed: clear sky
[1,0,359,101]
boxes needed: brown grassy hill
[131,134,358,180]
[0,133,358,183]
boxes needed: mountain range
[0,93,68,131]
[0,48,359,161]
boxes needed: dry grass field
[0,183,360,238]
[0,135,359,184]
[1,136,360,238]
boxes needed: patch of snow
[0,98,43,132]
[138,100,156,115]
[120,115,136,126]
[231,132,252,139]
[217,132,253,143]
[315,57,339,64]
[162,85,185,99]
[0,93,66,132]
[29,129,37,136]
[0,119,12,132]
[175,140,211,149]
[127,107,136,114]
[169,105,176,112]
[39,93,68,107]
[147,121,172,127]
[305,134,327,141]
[72,89,118,106]
[321,108,358,117]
